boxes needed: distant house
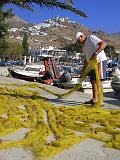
[29,46,67,58]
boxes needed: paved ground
[0,76,120,160]
[49,139,120,160]
[1,76,119,109]
[0,148,34,160]
[40,88,120,110]
[1,128,31,141]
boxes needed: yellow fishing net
[0,79,120,159]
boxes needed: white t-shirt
[83,35,107,62]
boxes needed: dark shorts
[88,60,107,81]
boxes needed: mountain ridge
[7,15,120,51]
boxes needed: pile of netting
[0,82,120,159]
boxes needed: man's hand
[80,72,84,78]
[91,52,97,60]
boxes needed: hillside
[7,16,120,51]
[111,32,120,39]
[6,15,29,28]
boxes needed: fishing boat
[8,63,45,82]
[8,54,62,84]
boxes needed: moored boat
[8,63,45,82]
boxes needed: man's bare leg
[91,80,98,102]
[100,81,104,105]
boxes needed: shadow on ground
[47,98,83,106]
[104,91,120,100]
[104,99,120,107]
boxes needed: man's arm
[91,41,106,59]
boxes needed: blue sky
[4,0,120,34]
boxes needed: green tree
[0,6,13,38]
[63,43,83,53]
[1,0,87,18]
[0,41,23,60]
[22,32,30,56]
[104,45,117,59]
[6,42,23,59]
[0,6,13,58]
[0,39,9,58]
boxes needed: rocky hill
[111,32,120,39]
[7,16,120,51]
[6,15,30,28]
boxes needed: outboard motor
[53,71,72,88]
[58,71,72,82]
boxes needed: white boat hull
[8,68,39,81]
[8,64,45,81]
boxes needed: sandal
[84,99,95,105]
[100,104,104,107]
